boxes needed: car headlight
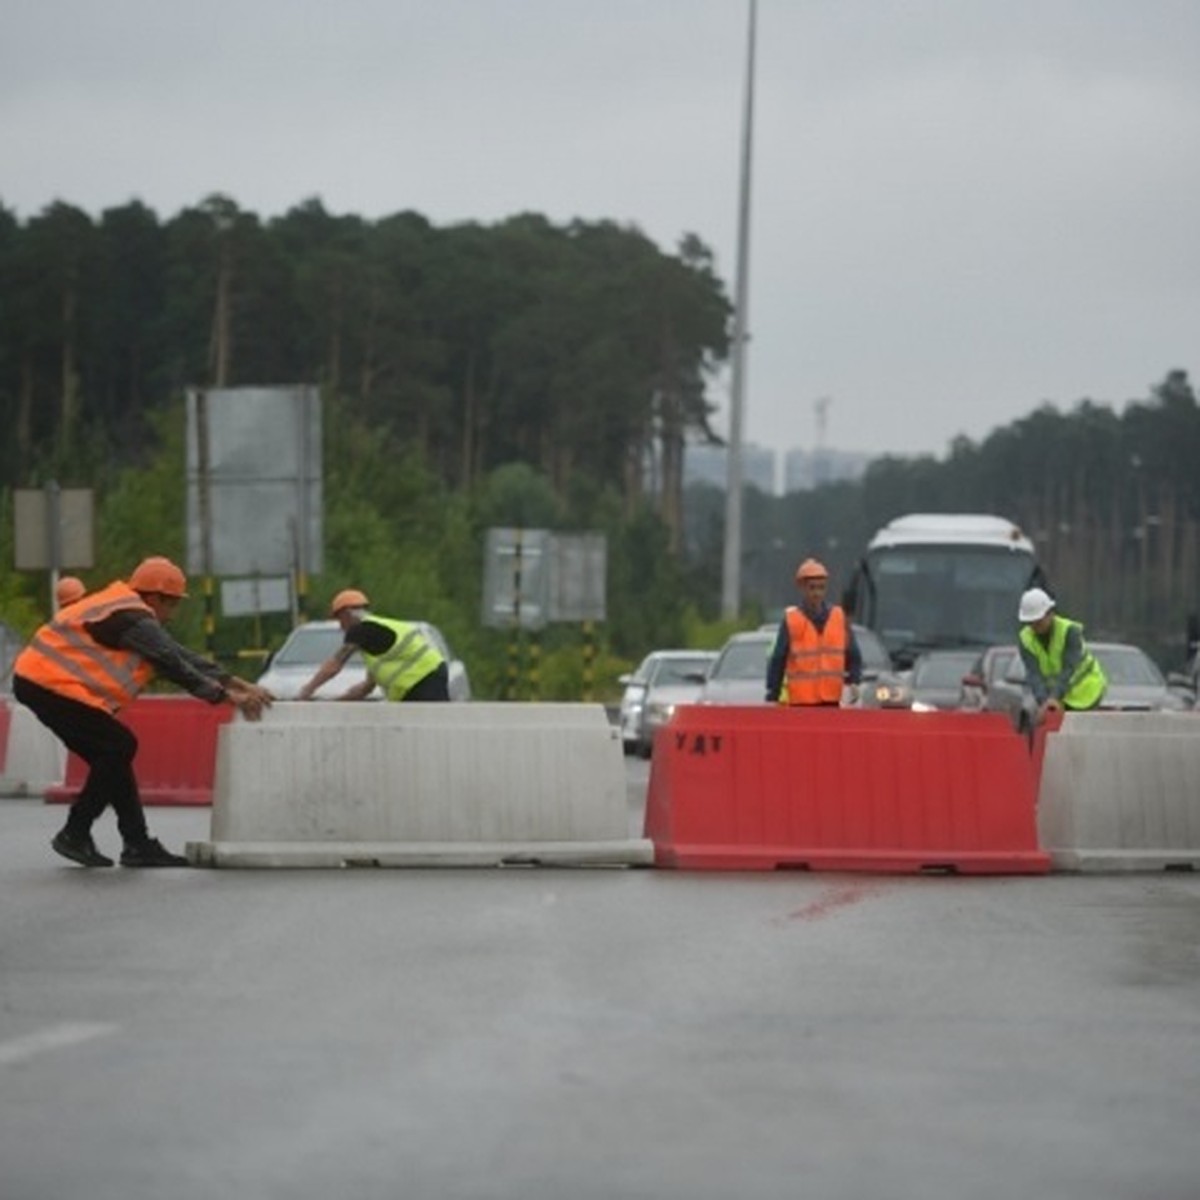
[645,702,676,724]
[910,700,937,713]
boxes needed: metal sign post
[482,528,607,700]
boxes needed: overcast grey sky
[3,0,1198,458]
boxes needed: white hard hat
[1018,587,1055,623]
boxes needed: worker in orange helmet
[55,575,87,609]
[296,588,449,702]
[12,556,274,869]
[765,557,863,706]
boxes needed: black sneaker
[120,838,190,868]
[51,829,115,868]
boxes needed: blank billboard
[186,386,323,577]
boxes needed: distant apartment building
[681,443,870,496]
[683,443,778,494]
[783,447,870,492]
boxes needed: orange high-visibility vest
[14,580,156,713]
[783,605,847,706]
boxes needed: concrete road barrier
[1037,711,1200,871]
[188,702,653,868]
[0,701,66,798]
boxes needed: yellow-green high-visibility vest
[1019,615,1107,710]
[359,616,445,701]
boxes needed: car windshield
[273,627,347,666]
[629,656,657,685]
[712,637,771,680]
[651,656,714,685]
[913,651,979,687]
[867,546,1035,657]
[1093,646,1164,687]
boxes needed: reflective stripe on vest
[359,616,445,701]
[13,581,155,713]
[1019,615,1107,710]
[784,605,847,705]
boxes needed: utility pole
[720,0,757,619]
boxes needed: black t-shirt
[344,619,396,656]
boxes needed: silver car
[618,650,716,756]
[993,640,1186,733]
[1091,642,1188,714]
[257,619,471,701]
[698,631,775,705]
[960,645,1033,730]
[908,648,981,712]
[855,623,912,709]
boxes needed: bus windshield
[865,546,1035,664]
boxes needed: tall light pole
[721,0,757,619]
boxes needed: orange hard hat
[55,576,86,607]
[795,557,829,582]
[330,588,370,617]
[128,556,189,598]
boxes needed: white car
[617,649,717,756]
[257,620,471,701]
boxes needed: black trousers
[13,675,149,844]
[403,662,450,702]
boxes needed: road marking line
[0,1022,117,1067]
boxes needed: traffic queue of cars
[618,627,1196,755]
[961,640,1192,733]
[254,615,1192,752]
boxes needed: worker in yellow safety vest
[297,588,450,702]
[765,558,863,707]
[1016,587,1107,723]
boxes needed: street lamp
[720,0,757,619]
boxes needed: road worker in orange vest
[765,557,862,706]
[13,556,274,868]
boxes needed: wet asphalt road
[1,760,1199,1200]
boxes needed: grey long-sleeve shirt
[87,609,229,703]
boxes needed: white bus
[843,513,1047,669]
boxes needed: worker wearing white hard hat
[1016,587,1106,724]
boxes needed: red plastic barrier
[0,700,11,775]
[45,695,232,807]
[644,706,1049,874]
